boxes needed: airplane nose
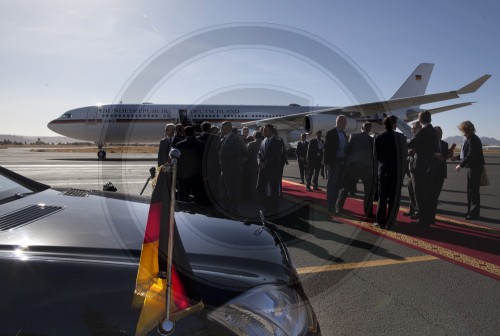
[47,120,57,133]
[47,119,66,136]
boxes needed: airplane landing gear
[97,142,106,160]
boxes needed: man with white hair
[336,122,376,217]
[324,115,348,213]
[157,123,175,166]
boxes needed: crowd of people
[295,111,485,229]
[157,121,288,218]
[157,112,485,227]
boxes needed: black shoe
[465,214,479,220]
[409,212,420,220]
[403,211,414,217]
[374,222,385,229]
[313,187,322,191]
[306,187,312,191]
[299,180,305,184]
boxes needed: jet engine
[304,114,361,135]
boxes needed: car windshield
[0,173,33,203]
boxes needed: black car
[0,166,320,335]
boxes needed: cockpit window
[61,113,72,119]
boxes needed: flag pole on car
[133,148,203,336]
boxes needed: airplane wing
[406,102,474,120]
[340,74,490,116]
[241,107,342,130]
[242,74,490,130]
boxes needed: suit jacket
[246,139,263,174]
[218,133,246,174]
[407,124,438,174]
[196,133,210,144]
[175,137,205,180]
[324,127,348,166]
[172,134,185,148]
[306,138,324,165]
[258,136,283,180]
[196,133,220,181]
[296,140,309,161]
[435,140,449,179]
[345,132,374,169]
[157,137,172,166]
[459,133,485,170]
[374,130,408,177]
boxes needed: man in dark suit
[157,123,176,166]
[306,130,324,191]
[403,121,422,217]
[175,126,206,204]
[374,116,408,229]
[257,124,284,215]
[172,124,186,148]
[324,115,348,212]
[431,126,449,217]
[407,110,438,227]
[197,121,220,206]
[245,131,264,202]
[296,133,309,184]
[218,121,246,215]
[336,122,376,217]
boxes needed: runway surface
[1,147,499,335]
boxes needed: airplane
[47,63,490,159]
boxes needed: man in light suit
[407,110,438,227]
[324,115,348,212]
[296,133,309,184]
[157,123,175,166]
[306,131,324,191]
[257,124,284,215]
[336,122,376,217]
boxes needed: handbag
[479,166,490,186]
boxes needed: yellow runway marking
[296,255,438,275]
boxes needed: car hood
[0,189,295,290]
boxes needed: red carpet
[282,180,500,280]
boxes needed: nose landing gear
[97,143,106,160]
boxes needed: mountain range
[2,134,499,146]
[443,136,500,146]
[0,134,88,144]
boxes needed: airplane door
[86,106,99,124]
[178,109,188,125]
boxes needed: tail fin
[391,63,434,100]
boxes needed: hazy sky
[0,0,498,139]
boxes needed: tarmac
[1,146,499,336]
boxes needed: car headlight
[207,284,316,336]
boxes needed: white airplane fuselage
[48,103,336,144]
